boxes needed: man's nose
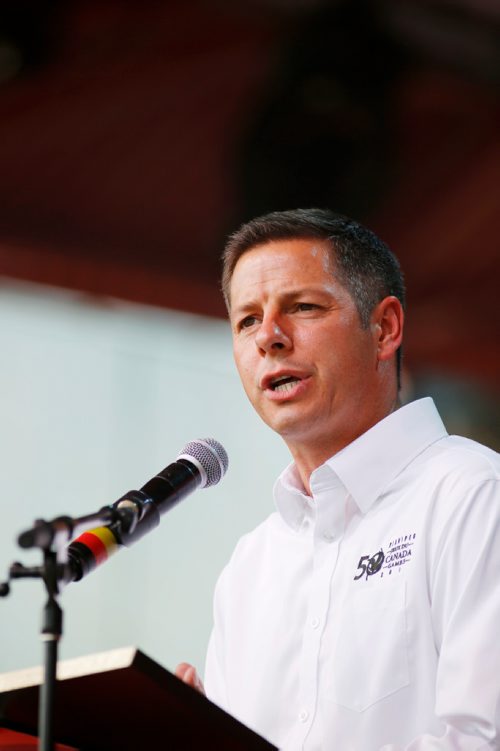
[255,314,292,353]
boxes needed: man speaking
[177,208,500,749]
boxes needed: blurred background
[0,0,498,678]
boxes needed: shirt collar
[274,398,448,529]
[274,462,315,531]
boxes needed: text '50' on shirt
[204,398,500,750]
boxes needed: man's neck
[287,398,401,496]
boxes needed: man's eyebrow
[230,300,266,320]
[230,301,258,317]
[231,286,338,316]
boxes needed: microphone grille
[177,438,229,488]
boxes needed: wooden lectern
[0,647,276,750]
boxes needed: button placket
[296,481,346,748]
[296,536,340,747]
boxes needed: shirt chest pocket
[327,577,410,712]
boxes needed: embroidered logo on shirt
[353,549,385,580]
[353,533,417,581]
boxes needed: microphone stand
[0,504,138,751]
[39,548,62,751]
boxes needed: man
[177,209,500,749]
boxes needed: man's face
[229,238,388,457]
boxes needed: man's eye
[295,303,318,312]
[240,316,257,329]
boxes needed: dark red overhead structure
[0,0,498,392]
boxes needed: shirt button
[298,709,309,723]
[311,617,320,629]
[323,532,334,542]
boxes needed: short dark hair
[222,207,406,383]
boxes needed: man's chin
[265,411,318,442]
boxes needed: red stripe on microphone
[78,529,115,565]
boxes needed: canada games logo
[353,533,416,581]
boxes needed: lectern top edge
[0,645,139,692]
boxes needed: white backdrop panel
[0,279,289,675]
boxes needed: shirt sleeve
[382,477,500,751]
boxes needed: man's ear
[372,296,404,362]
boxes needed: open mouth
[270,375,302,394]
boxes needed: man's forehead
[231,238,335,279]
[238,236,333,258]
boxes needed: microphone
[66,438,228,582]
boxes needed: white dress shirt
[205,398,500,750]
